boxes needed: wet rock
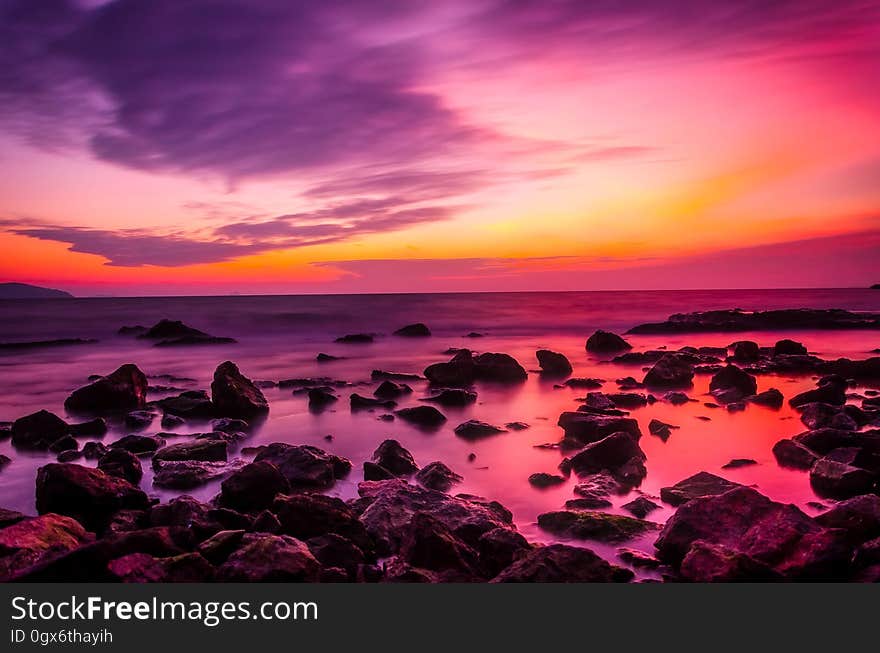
[307,534,366,575]
[655,486,850,579]
[629,308,880,334]
[372,439,418,476]
[565,497,612,509]
[617,548,663,569]
[67,417,107,438]
[254,443,352,489]
[664,391,692,405]
[561,377,604,389]
[219,462,290,512]
[350,393,396,410]
[0,514,93,581]
[374,380,411,399]
[157,390,216,419]
[48,435,78,454]
[307,387,338,410]
[64,364,148,414]
[212,417,249,433]
[790,376,847,407]
[750,388,784,408]
[250,510,281,533]
[148,496,211,530]
[473,352,528,383]
[98,449,143,484]
[424,351,527,386]
[153,439,227,466]
[335,333,374,344]
[394,323,431,337]
[648,418,678,441]
[815,495,880,544]
[211,361,269,419]
[137,319,206,340]
[123,410,154,431]
[316,353,340,362]
[0,508,26,529]
[82,442,108,460]
[11,410,68,450]
[505,421,529,431]
[454,419,506,440]
[153,460,244,490]
[399,512,480,579]
[272,493,372,553]
[371,370,422,381]
[798,402,857,430]
[217,533,320,582]
[477,528,532,578]
[363,462,395,480]
[154,335,236,347]
[580,392,615,411]
[160,414,185,429]
[424,350,475,386]
[608,392,648,409]
[810,448,877,499]
[557,413,641,445]
[585,330,632,354]
[396,405,447,428]
[416,462,463,492]
[709,364,757,400]
[573,472,625,503]
[792,427,880,455]
[111,434,166,456]
[528,472,566,488]
[622,497,661,519]
[660,472,742,506]
[0,454,11,470]
[679,541,782,582]
[421,388,477,406]
[35,463,150,532]
[774,339,808,356]
[492,543,633,582]
[731,340,760,362]
[538,510,658,542]
[568,432,647,485]
[643,353,694,388]
[536,349,572,376]
[722,458,758,469]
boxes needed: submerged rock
[64,364,148,414]
[622,496,661,519]
[416,462,463,492]
[371,440,419,476]
[527,472,566,488]
[585,330,632,354]
[648,418,679,441]
[157,390,215,419]
[350,393,396,410]
[709,364,757,400]
[536,349,572,376]
[424,351,527,386]
[393,323,431,337]
[373,380,411,400]
[643,353,694,388]
[211,361,269,419]
[537,510,658,542]
[98,449,143,485]
[137,319,207,340]
[395,405,447,428]
[153,460,244,489]
[454,420,506,440]
[774,339,808,356]
[810,448,877,499]
[335,333,374,344]
[629,308,880,334]
[568,432,647,485]
[750,388,784,408]
[557,412,641,445]
[660,472,742,506]
[772,438,819,470]
[254,443,351,489]
[421,388,477,406]
[153,439,227,466]
[492,543,632,582]
[11,410,68,450]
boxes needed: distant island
[0,282,73,299]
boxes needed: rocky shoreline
[1,312,880,582]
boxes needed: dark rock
[399,512,480,579]
[473,352,528,383]
[568,432,647,485]
[0,508,27,529]
[363,462,395,481]
[454,420,506,440]
[798,402,857,430]
[722,458,758,469]
[565,497,612,510]
[585,330,632,353]
[790,377,847,407]
[82,442,108,460]
[424,350,527,386]
[774,339,808,356]
[643,353,694,388]
[160,414,185,429]
[157,390,215,419]
[528,472,566,488]
[118,325,147,335]
[316,353,340,362]
[124,410,155,430]
[48,435,78,454]
[492,543,632,582]
[216,533,320,582]
[622,497,661,519]
[138,319,207,340]
[307,387,338,410]
[110,434,166,455]
[792,427,880,455]
[372,439,418,476]
[664,391,692,405]
[709,364,757,399]
[536,349,572,376]
[731,340,760,361]
[374,380,411,399]
[608,392,648,409]
[394,323,431,337]
[396,405,447,428]
[416,462,463,492]
[35,463,150,532]
[538,510,658,542]
[557,413,641,445]
[212,417,249,433]
[810,448,877,499]
[0,514,93,581]
[629,308,880,334]
[679,541,782,582]
[422,388,477,406]
[98,449,143,484]
[254,443,351,489]
[220,462,290,512]
[750,388,784,408]
[371,370,422,381]
[64,364,148,414]
[561,377,604,389]
[11,410,68,450]
[505,421,530,430]
[149,496,211,529]
[67,418,107,438]
[153,460,244,489]
[815,495,880,544]
[335,333,374,344]
[477,528,532,578]
[648,418,678,441]
[573,472,625,504]
[617,548,663,569]
[0,453,11,469]
[307,534,366,574]
[153,439,227,466]
[660,472,742,506]
[211,361,269,419]
[350,393,397,410]
[272,493,372,553]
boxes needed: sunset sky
[1,0,879,295]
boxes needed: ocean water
[1,288,879,574]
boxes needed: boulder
[731,340,760,361]
[216,533,320,582]
[664,391,692,405]
[399,512,481,579]
[0,514,93,581]
[316,353,340,362]
[97,449,143,484]
[793,427,880,455]
[307,533,366,575]
[750,388,784,408]
[790,377,847,407]
[772,438,819,470]
[157,390,216,419]
[421,388,477,406]
[307,387,337,410]
[798,402,857,430]
[709,364,757,399]
[774,339,808,356]
[137,319,206,340]
[153,459,245,489]
[335,333,374,344]
[585,330,632,354]
[454,420,506,440]
[527,472,566,488]
[152,439,227,467]
[679,541,782,582]
[424,350,476,386]
[815,495,880,543]
[350,393,396,410]
[110,434,166,455]
[810,448,877,499]
[416,462,463,492]
[219,462,290,512]
[11,410,68,450]
[64,364,148,413]
[82,442,109,460]
[371,439,419,476]
[393,323,431,337]
[491,544,633,582]
[477,528,532,578]
[210,361,269,419]
[35,463,149,532]
[67,418,107,438]
[374,381,411,400]
[568,432,647,484]
[622,496,661,519]
[537,510,658,542]
[557,413,641,445]
[395,405,447,428]
[648,418,678,441]
[660,471,742,506]
[254,443,351,489]
[536,350,572,376]
[643,354,694,388]
[363,462,395,481]
[272,493,372,553]
[124,410,155,430]
[473,352,528,383]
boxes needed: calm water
[1,289,879,574]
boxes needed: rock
[416,462,463,492]
[572,472,624,506]
[798,402,857,430]
[350,393,397,410]
[48,435,78,453]
[476,528,532,578]
[580,392,615,411]
[722,458,757,469]
[536,349,572,376]
[372,439,419,476]
[609,393,649,409]
[557,413,641,445]
[371,370,422,381]
[648,419,678,441]
[217,533,320,582]
[538,510,658,542]
[617,548,663,569]
[11,410,68,450]
[160,414,185,429]
[307,387,338,410]
[709,364,757,400]
[622,496,661,518]
[424,350,475,386]
[792,427,880,455]
[528,473,566,488]
[629,308,880,334]
[219,462,290,512]
[316,353,340,362]
[35,463,150,532]
[655,486,850,579]
[731,340,760,361]
[157,390,216,419]
[137,319,207,340]
[363,462,395,480]
[153,460,244,490]
[664,391,692,405]
[211,361,269,419]
[790,377,847,407]
[422,388,477,406]
[452,420,505,440]
[492,544,633,582]
[568,432,647,485]
[307,533,366,574]
[212,417,249,433]
[335,333,374,344]
[67,417,107,437]
[64,364,148,414]
[473,352,528,383]
[424,351,527,386]
[0,508,27,529]
[154,335,236,347]
[395,406,447,428]
[774,339,808,356]
[643,353,694,388]
[111,434,166,455]
[254,443,351,489]
[399,512,480,579]
[356,479,514,555]
[561,377,604,389]
[272,494,372,553]
[394,323,431,337]
[374,380,411,399]
[0,454,11,470]
[660,472,742,506]
[82,442,108,460]
[585,330,632,354]
[505,421,529,430]
[815,495,880,544]
[98,449,143,484]
[153,439,227,466]
[750,388,784,408]
[810,448,877,499]
[118,325,147,335]
[0,514,93,581]
[679,541,782,582]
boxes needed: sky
[0,0,879,296]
